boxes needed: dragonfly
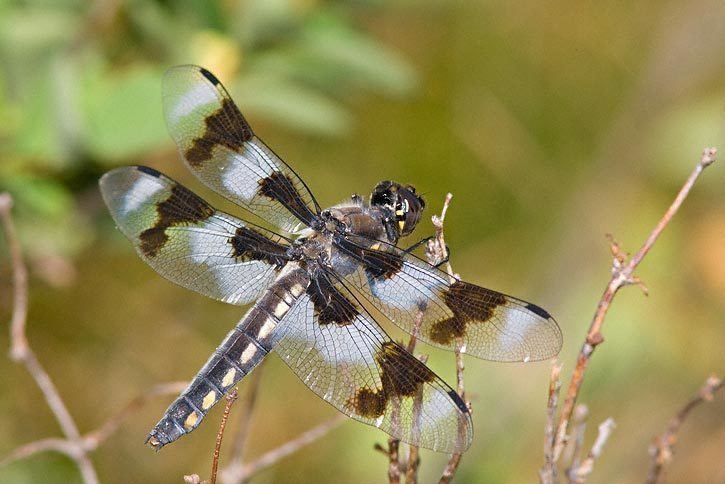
[99,65,562,454]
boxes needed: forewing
[99,165,291,305]
[162,65,319,232]
[274,272,472,453]
[333,235,562,362]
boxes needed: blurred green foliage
[0,0,415,263]
[1,1,724,483]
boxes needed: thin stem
[386,436,401,484]
[386,312,424,484]
[540,361,563,484]
[565,405,589,483]
[211,388,239,484]
[433,193,468,484]
[1,193,29,362]
[568,418,616,483]
[229,363,265,469]
[646,375,723,484]
[405,351,428,484]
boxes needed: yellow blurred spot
[690,211,725,294]
[190,31,241,83]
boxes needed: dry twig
[1,192,98,483]
[540,361,563,484]
[568,417,615,483]
[564,405,589,480]
[210,388,240,484]
[405,352,429,484]
[224,363,265,483]
[1,191,188,481]
[538,147,718,482]
[431,194,470,484]
[379,192,465,484]
[646,375,723,484]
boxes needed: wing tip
[135,165,163,178]
[523,302,564,361]
[163,64,222,87]
[98,165,162,192]
[524,302,551,320]
[198,66,222,86]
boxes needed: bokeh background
[1,1,724,483]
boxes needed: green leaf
[234,73,352,136]
[299,13,417,96]
[82,66,168,162]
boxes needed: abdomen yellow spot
[184,411,199,430]
[221,368,236,387]
[202,390,216,410]
[240,344,257,364]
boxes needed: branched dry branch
[0,191,188,481]
[1,192,98,483]
[568,417,615,483]
[646,375,723,484]
[538,147,718,483]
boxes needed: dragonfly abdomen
[146,267,309,449]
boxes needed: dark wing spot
[349,387,387,419]
[307,275,359,326]
[429,317,466,346]
[448,390,468,414]
[139,227,169,258]
[347,342,436,419]
[185,98,254,167]
[377,342,436,397]
[336,237,403,280]
[229,227,290,269]
[363,248,404,280]
[257,172,317,226]
[524,302,551,320]
[136,165,162,177]
[139,184,214,257]
[429,280,507,345]
[199,67,221,86]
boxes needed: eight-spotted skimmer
[99,65,562,454]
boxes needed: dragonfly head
[370,181,425,238]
